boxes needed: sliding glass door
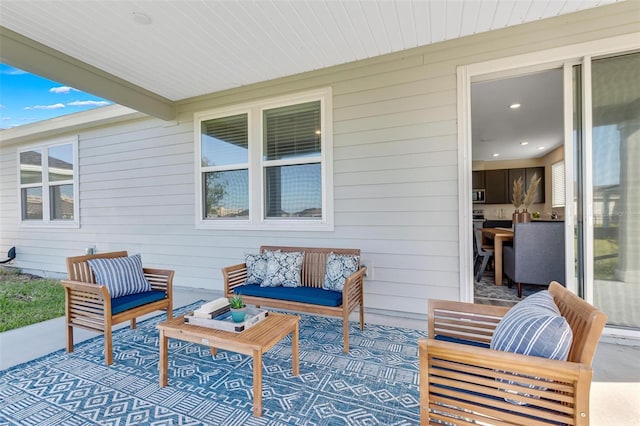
[575,52,640,329]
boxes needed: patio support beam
[0,26,175,121]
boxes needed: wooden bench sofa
[223,246,367,353]
[62,251,174,365]
[419,281,607,425]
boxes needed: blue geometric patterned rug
[0,302,425,425]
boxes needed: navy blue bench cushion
[234,284,342,307]
[111,290,167,315]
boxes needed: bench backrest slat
[260,246,361,289]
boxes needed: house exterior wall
[0,2,638,316]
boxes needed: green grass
[0,268,65,332]
[594,238,619,281]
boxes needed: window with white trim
[195,88,333,230]
[18,136,79,226]
[552,160,565,208]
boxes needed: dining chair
[503,221,565,297]
[473,228,494,282]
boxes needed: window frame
[194,87,333,231]
[17,135,79,228]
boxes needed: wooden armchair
[61,251,174,365]
[419,281,607,425]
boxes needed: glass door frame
[457,34,639,339]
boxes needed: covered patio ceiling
[0,0,620,121]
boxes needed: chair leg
[343,316,350,354]
[476,255,491,282]
[517,283,523,298]
[104,326,113,365]
[130,318,137,329]
[66,324,74,353]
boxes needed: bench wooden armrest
[342,266,366,312]
[419,338,593,425]
[222,262,247,295]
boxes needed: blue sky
[0,63,113,130]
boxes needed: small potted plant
[229,295,246,322]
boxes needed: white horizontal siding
[1,2,637,317]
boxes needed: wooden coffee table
[157,312,299,417]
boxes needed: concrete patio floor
[1,286,639,425]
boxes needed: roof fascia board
[0,104,145,146]
[0,26,176,121]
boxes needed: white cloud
[24,103,66,110]
[0,104,5,109]
[49,86,77,94]
[67,100,110,107]
[2,67,27,75]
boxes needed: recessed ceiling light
[538,146,546,151]
[492,153,500,157]
[133,12,152,25]
[510,103,521,109]
[520,141,529,146]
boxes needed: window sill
[195,219,334,232]
[20,221,80,229]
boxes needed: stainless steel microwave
[472,189,485,203]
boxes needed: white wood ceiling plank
[358,0,393,55]
[505,1,536,26]
[394,0,419,49]
[428,1,448,43]
[474,0,499,33]
[376,1,406,52]
[303,0,359,64]
[411,1,432,47]
[323,1,370,60]
[244,1,307,74]
[545,0,571,17]
[459,0,483,36]
[339,0,382,58]
[444,0,465,40]
[492,0,518,28]
[522,0,551,20]
[274,1,335,68]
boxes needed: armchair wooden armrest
[428,299,510,346]
[419,338,593,425]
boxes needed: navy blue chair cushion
[234,284,342,307]
[434,334,490,349]
[111,290,167,315]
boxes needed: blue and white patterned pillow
[261,251,304,288]
[322,252,359,292]
[87,254,152,298]
[245,250,279,285]
[490,290,573,404]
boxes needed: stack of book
[192,298,230,319]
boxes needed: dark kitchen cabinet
[472,171,485,189]
[484,169,508,204]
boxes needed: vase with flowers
[511,176,524,223]
[521,173,542,223]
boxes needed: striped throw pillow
[87,254,152,298]
[490,290,573,404]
